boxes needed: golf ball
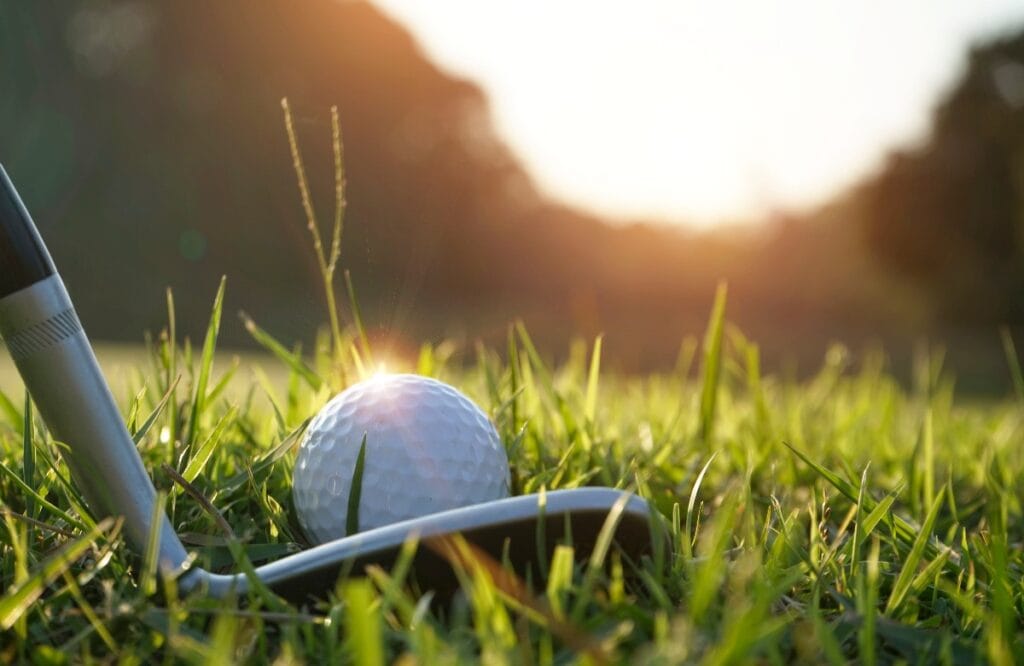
[292,373,510,543]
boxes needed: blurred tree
[3,0,999,381]
[864,30,1024,323]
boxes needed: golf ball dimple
[292,374,510,544]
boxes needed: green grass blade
[907,546,951,599]
[858,537,881,666]
[240,311,323,390]
[219,418,309,492]
[858,490,898,540]
[185,277,226,447]
[698,282,727,441]
[515,322,556,395]
[506,325,521,429]
[684,452,718,561]
[22,393,34,520]
[204,357,239,408]
[784,442,951,563]
[140,492,166,597]
[689,486,742,624]
[922,408,935,511]
[584,334,603,425]
[343,579,384,666]
[180,407,237,485]
[515,322,578,437]
[132,376,181,445]
[999,326,1024,405]
[0,518,114,629]
[0,459,87,531]
[783,441,861,503]
[885,488,946,615]
[164,287,178,461]
[571,491,630,622]
[346,434,368,536]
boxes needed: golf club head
[0,164,667,603]
[184,487,666,602]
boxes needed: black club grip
[0,164,55,298]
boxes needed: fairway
[1,296,1021,663]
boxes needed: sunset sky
[373,0,1024,226]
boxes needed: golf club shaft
[0,165,187,573]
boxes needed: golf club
[0,164,664,602]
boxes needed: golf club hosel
[0,275,188,572]
[0,164,188,575]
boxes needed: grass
[1,293,1023,663]
[2,104,1023,663]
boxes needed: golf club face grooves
[0,164,55,298]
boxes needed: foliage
[864,30,1024,323]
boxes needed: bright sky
[372,1,1024,226]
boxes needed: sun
[373,0,1024,226]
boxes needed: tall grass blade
[922,408,935,510]
[281,97,347,358]
[330,105,346,273]
[684,452,718,560]
[181,407,237,484]
[219,419,310,492]
[240,312,323,390]
[571,491,630,621]
[165,287,178,458]
[343,580,384,666]
[698,282,727,441]
[132,376,180,445]
[885,488,945,615]
[858,490,898,540]
[858,536,881,666]
[999,326,1024,405]
[22,393,34,520]
[185,277,226,448]
[584,334,603,425]
[140,493,166,596]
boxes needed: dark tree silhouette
[864,30,1024,323]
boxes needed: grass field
[1,282,1023,664]
[3,109,1023,664]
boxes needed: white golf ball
[292,373,510,543]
